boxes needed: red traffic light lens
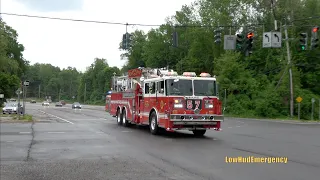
[247,32,254,39]
[313,27,319,33]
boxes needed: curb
[226,117,320,124]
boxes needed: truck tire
[192,130,206,137]
[122,110,130,127]
[117,109,122,125]
[149,111,159,135]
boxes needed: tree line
[1,19,121,105]
[1,0,319,120]
[119,0,320,120]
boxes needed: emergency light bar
[182,72,197,77]
[163,71,178,76]
[199,72,211,77]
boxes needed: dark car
[30,100,36,103]
[72,102,81,109]
[55,102,63,107]
[60,100,66,105]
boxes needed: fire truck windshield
[193,80,217,96]
[166,79,193,96]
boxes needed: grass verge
[0,114,33,122]
[224,113,320,122]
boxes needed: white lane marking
[19,132,31,134]
[38,110,74,124]
[47,132,65,134]
[68,119,102,121]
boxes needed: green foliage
[22,58,120,105]
[1,0,319,120]
[0,20,28,102]
[77,58,121,104]
[23,63,80,102]
[117,0,320,120]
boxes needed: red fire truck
[106,67,224,136]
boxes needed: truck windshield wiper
[195,92,210,99]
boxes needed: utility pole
[59,89,61,101]
[284,23,294,117]
[38,85,41,99]
[22,85,27,115]
[17,89,21,120]
[224,89,227,115]
[84,83,86,104]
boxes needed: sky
[1,0,195,72]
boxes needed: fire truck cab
[107,67,224,136]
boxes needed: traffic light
[172,31,178,47]
[311,26,319,49]
[299,32,308,51]
[122,34,127,50]
[121,33,132,50]
[214,29,221,44]
[236,34,245,50]
[246,32,254,55]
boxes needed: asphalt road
[1,103,320,180]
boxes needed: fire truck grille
[185,99,202,110]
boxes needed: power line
[0,12,268,28]
[0,12,162,27]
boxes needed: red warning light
[247,32,254,39]
[312,27,319,33]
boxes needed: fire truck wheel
[122,110,130,127]
[117,109,122,125]
[149,111,159,135]
[192,130,206,137]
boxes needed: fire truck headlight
[204,100,214,108]
[205,104,213,108]
[174,104,183,108]
[173,99,183,108]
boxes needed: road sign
[16,89,22,95]
[224,35,236,50]
[296,96,302,103]
[311,98,315,103]
[262,32,282,48]
[0,94,4,98]
[263,32,272,48]
[271,32,282,48]
[24,81,30,86]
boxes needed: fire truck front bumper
[169,114,224,125]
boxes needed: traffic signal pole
[284,24,294,117]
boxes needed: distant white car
[42,101,49,106]
[2,103,22,114]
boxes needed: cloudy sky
[1,0,194,72]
